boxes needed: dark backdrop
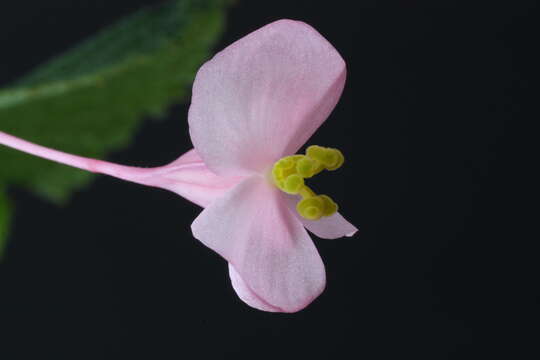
[0,1,536,359]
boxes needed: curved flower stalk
[0,20,357,312]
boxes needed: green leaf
[0,189,11,260]
[0,0,228,203]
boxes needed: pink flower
[0,20,357,312]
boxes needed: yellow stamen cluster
[272,145,344,220]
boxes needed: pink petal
[285,194,358,239]
[297,213,358,239]
[228,263,281,312]
[188,19,346,176]
[191,176,326,312]
[0,131,241,207]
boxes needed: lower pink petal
[228,263,281,312]
[191,176,326,313]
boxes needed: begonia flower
[0,19,357,312]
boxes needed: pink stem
[0,130,155,185]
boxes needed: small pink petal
[188,19,346,176]
[228,263,281,312]
[0,131,241,207]
[284,194,358,239]
[298,213,358,239]
[191,176,326,312]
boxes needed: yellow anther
[319,194,339,216]
[325,148,345,171]
[271,166,282,179]
[283,174,304,194]
[306,145,326,161]
[276,157,295,170]
[306,145,345,171]
[298,185,315,199]
[296,157,317,178]
[271,145,345,220]
[297,196,325,220]
[296,194,339,220]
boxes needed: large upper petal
[191,176,326,312]
[188,19,346,176]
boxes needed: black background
[0,1,536,359]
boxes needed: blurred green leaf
[0,189,11,260]
[0,0,228,203]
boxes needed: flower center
[271,145,344,220]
